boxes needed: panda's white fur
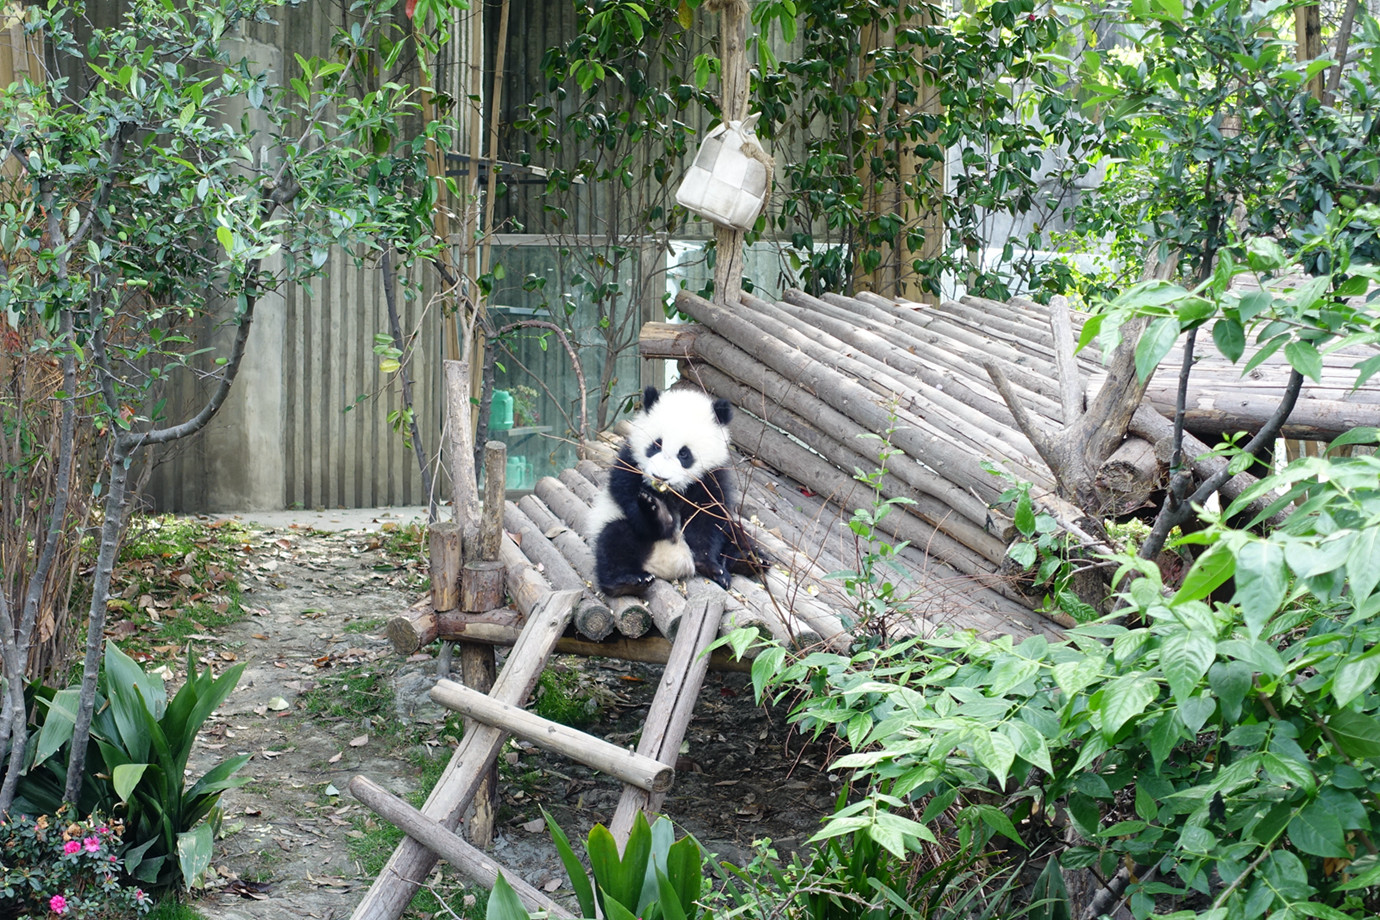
[586,387,737,594]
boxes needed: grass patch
[146,899,210,920]
[532,661,600,729]
[299,666,404,741]
[86,515,253,662]
[345,616,386,634]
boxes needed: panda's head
[626,386,733,491]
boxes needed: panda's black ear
[712,398,733,426]
[642,386,660,412]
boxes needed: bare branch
[1048,294,1084,426]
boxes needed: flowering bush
[0,808,151,918]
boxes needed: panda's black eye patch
[677,446,694,468]
[646,438,662,457]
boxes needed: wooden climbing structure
[347,283,1377,920]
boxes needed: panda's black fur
[587,386,767,596]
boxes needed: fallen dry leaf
[349,734,369,747]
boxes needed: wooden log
[444,359,481,529]
[503,502,614,641]
[385,604,523,657]
[1127,406,1287,527]
[532,476,591,535]
[743,292,1051,467]
[430,679,673,792]
[609,597,654,639]
[674,290,1014,505]
[460,561,505,612]
[418,617,753,670]
[695,361,1007,562]
[610,581,724,844]
[498,534,555,618]
[1142,380,1380,442]
[480,441,507,561]
[537,474,689,639]
[349,588,580,920]
[726,293,1055,490]
[1094,437,1162,515]
[348,776,575,919]
[459,635,498,848]
[429,522,462,613]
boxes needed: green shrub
[735,441,1380,919]
[12,644,249,893]
[0,808,152,919]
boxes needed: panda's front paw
[602,572,656,597]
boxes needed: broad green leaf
[1160,630,1215,704]
[1000,718,1053,774]
[1246,237,1288,272]
[1135,315,1179,382]
[1212,316,1245,362]
[1172,542,1235,604]
[1346,527,1380,604]
[1208,660,1253,722]
[968,730,1017,787]
[1233,541,1286,637]
[1289,802,1349,858]
[216,224,234,255]
[1100,673,1157,737]
[987,655,1040,696]
[1333,647,1380,708]
[32,687,81,768]
[1177,694,1215,734]
[1284,340,1323,382]
[487,873,532,920]
[1052,657,1102,698]
[113,763,149,802]
[1014,490,1036,536]
[1328,709,1380,760]
[177,823,213,890]
[543,809,595,920]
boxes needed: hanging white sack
[675,112,773,232]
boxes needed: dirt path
[188,522,837,920]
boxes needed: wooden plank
[348,588,581,920]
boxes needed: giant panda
[586,385,767,596]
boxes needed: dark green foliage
[11,645,248,893]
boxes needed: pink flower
[63,840,80,855]
[49,894,67,914]
[98,826,110,836]
[135,889,148,903]
[83,836,100,853]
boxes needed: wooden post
[1296,3,1324,99]
[711,0,750,306]
[455,442,508,849]
[349,589,581,920]
[428,521,462,613]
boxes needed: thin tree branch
[381,246,437,522]
[1139,368,1305,561]
[496,319,589,445]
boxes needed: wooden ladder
[348,582,726,920]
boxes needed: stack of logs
[641,287,1380,614]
